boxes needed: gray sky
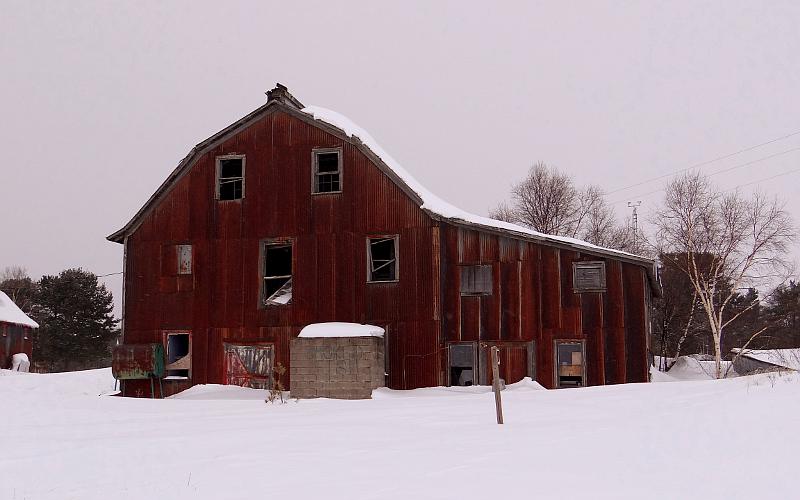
[2,1,800,316]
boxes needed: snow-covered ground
[2,365,798,500]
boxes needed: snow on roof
[0,291,38,328]
[298,322,384,338]
[301,105,648,263]
[732,348,800,371]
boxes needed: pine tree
[34,268,119,371]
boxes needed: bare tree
[653,172,795,378]
[491,162,634,251]
[0,266,37,314]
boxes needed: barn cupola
[266,83,304,109]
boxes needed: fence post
[491,346,504,424]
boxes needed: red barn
[108,84,659,397]
[0,291,38,370]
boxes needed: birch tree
[653,172,795,378]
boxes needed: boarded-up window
[313,149,341,193]
[225,344,274,389]
[217,156,244,200]
[460,265,492,295]
[263,243,292,305]
[368,237,398,282]
[449,343,477,386]
[573,261,606,292]
[177,245,192,275]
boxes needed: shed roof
[731,348,800,371]
[0,291,38,328]
[108,85,658,289]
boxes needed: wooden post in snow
[491,346,504,424]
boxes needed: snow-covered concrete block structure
[290,323,385,399]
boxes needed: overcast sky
[2,1,800,316]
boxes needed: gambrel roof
[108,85,659,289]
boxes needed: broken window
[263,243,293,305]
[460,265,492,295]
[556,341,585,388]
[368,237,398,282]
[313,149,341,193]
[177,245,192,275]
[573,261,606,292]
[217,156,244,200]
[449,343,477,386]
[165,332,191,378]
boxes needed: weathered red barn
[108,84,659,397]
[0,291,38,370]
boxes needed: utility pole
[627,201,642,248]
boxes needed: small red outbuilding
[0,291,38,370]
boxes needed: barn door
[224,344,274,389]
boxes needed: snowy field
[2,363,798,500]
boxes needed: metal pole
[491,346,504,425]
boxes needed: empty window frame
[262,242,293,305]
[449,343,477,386]
[216,155,245,200]
[312,148,341,193]
[165,332,191,379]
[367,236,398,282]
[555,341,585,388]
[573,261,606,292]
[460,265,493,295]
[177,244,192,275]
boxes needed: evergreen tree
[34,268,119,371]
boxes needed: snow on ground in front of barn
[2,368,800,499]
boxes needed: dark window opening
[313,150,341,193]
[264,244,293,305]
[573,261,606,292]
[218,157,244,200]
[556,342,584,388]
[460,265,493,295]
[449,343,476,386]
[368,237,397,282]
[166,333,191,378]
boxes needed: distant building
[108,84,660,398]
[0,291,38,370]
[731,348,800,375]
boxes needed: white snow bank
[298,322,384,338]
[169,384,269,400]
[0,290,38,328]
[731,348,800,371]
[652,356,736,382]
[301,105,646,262]
[0,367,116,396]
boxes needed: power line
[606,128,800,196]
[610,146,800,205]
[724,166,800,192]
[96,272,123,278]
